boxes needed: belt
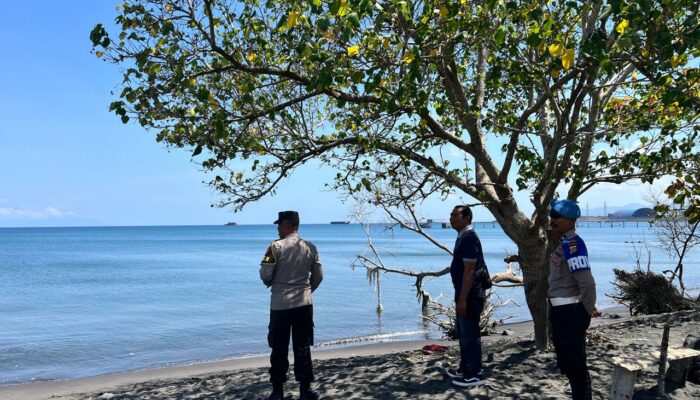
[549,296,580,306]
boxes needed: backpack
[476,262,493,289]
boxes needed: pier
[418,218,654,229]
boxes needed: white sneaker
[445,368,463,379]
[452,376,486,387]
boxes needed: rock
[683,334,700,384]
[501,329,514,336]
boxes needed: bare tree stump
[657,321,671,397]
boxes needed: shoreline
[0,305,631,400]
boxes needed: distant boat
[330,221,350,224]
[224,222,239,226]
[419,220,432,228]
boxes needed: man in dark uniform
[548,199,597,400]
[445,205,488,387]
[260,211,323,400]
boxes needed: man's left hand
[456,301,467,318]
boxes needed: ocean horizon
[1,223,698,386]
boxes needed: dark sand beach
[2,307,699,400]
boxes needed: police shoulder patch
[566,238,578,254]
[261,243,277,266]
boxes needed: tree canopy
[92,0,699,346]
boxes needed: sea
[1,223,698,385]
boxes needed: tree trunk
[518,235,550,349]
[488,201,551,349]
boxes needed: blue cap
[550,199,581,219]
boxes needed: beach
[2,306,699,400]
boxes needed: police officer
[260,211,323,400]
[548,199,597,400]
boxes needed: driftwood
[610,267,692,315]
[491,262,523,286]
[421,291,520,338]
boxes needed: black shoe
[299,388,320,400]
[267,390,284,400]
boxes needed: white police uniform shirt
[259,232,323,311]
[547,229,596,315]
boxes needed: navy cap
[274,211,299,224]
[550,199,581,220]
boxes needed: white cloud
[0,206,74,219]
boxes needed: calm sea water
[1,223,698,385]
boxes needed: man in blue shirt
[445,205,487,387]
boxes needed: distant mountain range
[581,202,650,217]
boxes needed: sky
[0,2,666,228]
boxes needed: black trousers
[268,304,314,385]
[550,302,592,400]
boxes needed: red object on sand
[421,344,449,354]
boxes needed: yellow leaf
[165,4,172,12]
[429,48,438,57]
[550,69,560,79]
[189,78,197,86]
[440,6,449,17]
[402,52,415,64]
[615,19,629,35]
[287,11,299,29]
[338,0,348,17]
[461,0,467,4]
[247,53,258,62]
[641,48,650,58]
[632,70,638,80]
[670,55,682,67]
[382,37,390,49]
[562,49,575,70]
[419,118,427,127]
[95,51,103,58]
[548,43,563,57]
[347,45,360,57]
[537,42,545,53]
[188,108,196,116]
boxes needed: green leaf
[192,145,202,157]
[317,18,330,32]
[526,33,541,47]
[494,26,506,45]
[351,71,364,84]
[90,24,106,47]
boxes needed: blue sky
[0,2,661,227]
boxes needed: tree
[651,189,700,296]
[91,0,699,348]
